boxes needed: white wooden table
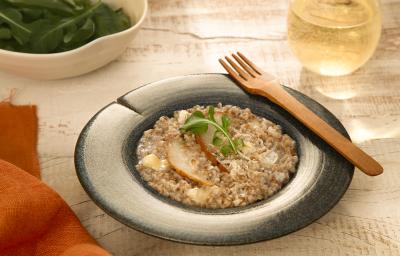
[1,0,399,255]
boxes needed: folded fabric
[0,101,110,255]
[0,102,40,178]
[0,160,110,256]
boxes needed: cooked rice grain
[136,104,298,208]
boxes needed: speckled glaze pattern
[75,74,354,245]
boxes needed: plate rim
[75,73,354,245]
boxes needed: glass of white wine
[287,0,382,76]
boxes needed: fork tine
[232,53,257,77]
[219,59,245,83]
[237,52,262,75]
[225,56,249,80]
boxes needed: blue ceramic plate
[75,74,354,245]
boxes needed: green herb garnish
[0,0,131,53]
[181,106,244,156]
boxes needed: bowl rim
[0,0,148,58]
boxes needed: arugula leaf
[181,106,240,155]
[0,0,132,53]
[220,144,233,156]
[0,8,31,45]
[29,19,63,53]
[63,23,78,44]
[93,4,130,37]
[208,105,216,122]
[67,0,92,9]
[62,0,85,11]
[0,27,12,39]
[4,0,75,16]
[30,1,101,53]
[181,111,209,134]
[221,115,230,130]
[0,41,12,51]
[220,138,245,156]
[20,8,43,22]
[212,136,223,147]
[63,18,95,45]
[234,138,244,148]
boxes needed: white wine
[287,0,381,76]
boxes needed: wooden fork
[219,52,383,176]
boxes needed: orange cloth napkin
[0,101,110,256]
[0,102,40,178]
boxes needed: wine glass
[287,0,382,76]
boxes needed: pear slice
[195,135,228,172]
[196,112,228,173]
[167,139,212,186]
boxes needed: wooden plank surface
[1,0,399,255]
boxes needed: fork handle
[254,84,383,176]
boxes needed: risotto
[136,104,298,208]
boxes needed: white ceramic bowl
[0,0,147,80]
